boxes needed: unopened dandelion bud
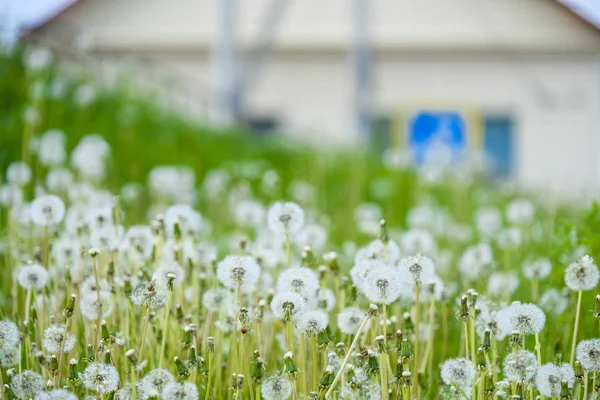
[323,251,339,272]
[48,354,58,373]
[318,365,335,391]
[68,359,78,382]
[402,371,412,386]
[86,344,95,362]
[375,335,386,353]
[395,330,404,352]
[207,336,215,353]
[266,289,275,304]
[175,304,184,322]
[45,379,53,390]
[283,352,297,377]
[250,353,265,383]
[308,392,318,400]
[107,259,115,279]
[173,222,182,242]
[125,349,138,365]
[166,272,177,291]
[459,296,469,320]
[317,329,330,348]
[301,246,315,267]
[379,219,389,243]
[400,339,412,360]
[183,325,193,347]
[317,265,328,280]
[470,291,479,308]
[100,320,111,342]
[476,347,486,370]
[340,275,349,289]
[239,308,250,334]
[366,350,379,376]
[88,248,101,258]
[574,361,584,382]
[36,351,46,366]
[336,342,346,356]
[395,358,405,379]
[510,330,522,350]
[483,330,491,352]
[235,374,245,390]
[64,267,72,284]
[254,300,266,321]
[175,356,189,378]
[403,312,414,332]
[595,295,600,319]
[560,379,571,399]
[368,304,379,317]
[63,294,76,318]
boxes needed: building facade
[25,0,600,197]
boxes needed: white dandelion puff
[267,202,305,236]
[139,368,174,395]
[42,324,75,353]
[506,199,534,225]
[535,363,575,397]
[34,389,78,400]
[261,376,292,400]
[487,272,519,298]
[11,370,44,399]
[576,339,600,371]
[337,307,369,335]
[17,263,49,290]
[81,362,119,393]
[161,381,198,400]
[276,267,319,297]
[363,265,402,305]
[0,346,19,367]
[505,302,545,335]
[539,289,569,316]
[6,161,31,186]
[30,195,65,226]
[130,280,168,310]
[397,254,435,285]
[504,350,537,382]
[80,292,114,320]
[155,261,185,288]
[0,320,20,349]
[440,358,475,392]
[459,243,493,281]
[565,255,599,291]
[202,288,232,313]
[270,292,306,321]
[295,310,328,336]
[523,258,552,280]
[216,255,260,290]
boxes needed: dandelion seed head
[217,255,260,290]
[475,207,503,238]
[42,324,75,354]
[270,292,306,321]
[397,254,435,285]
[161,381,199,400]
[296,310,328,335]
[80,291,114,320]
[267,202,305,235]
[139,368,175,395]
[576,339,600,371]
[363,265,402,305]
[505,302,545,335]
[0,346,19,367]
[80,362,119,393]
[261,376,292,400]
[17,263,49,290]
[276,267,318,297]
[440,358,476,390]
[164,204,203,237]
[459,243,492,280]
[487,272,519,298]
[523,258,552,280]
[7,161,31,186]
[234,200,265,228]
[34,389,78,400]
[155,261,185,287]
[202,288,232,313]
[355,239,401,265]
[311,288,336,312]
[350,258,387,291]
[337,307,368,335]
[130,280,168,310]
[295,223,328,251]
[46,168,73,191]
[504,350,537,382]
[539,289,569,316]
[535,363,574,397]
[476,308,510,341]
[400,229,436,256]
[11,370,44,399]
[0,320,19,349]
[506,199,534,225]
[565,255,599,291]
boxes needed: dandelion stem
[286,320,295,355]
[382,303,388,347]
[570,290,583,365]
[131,365,137,400]
[532,278,539,302]
[325,314,371,399]
[414,283,420,391]
[463,320,470,361]
[205,351,214,400]
[138,306,150,362]
[379,352,389,400]
[311,336,318,391]
[535,333,542,366]
[158,288,173,367]
[584,371,589,400]
[55,317,72,387]
[92,256,102,352]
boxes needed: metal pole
[218,0,239,125]
[352,0,371,143]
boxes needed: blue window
[483,116,514,178]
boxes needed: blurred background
[3,0,600,198]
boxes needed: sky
[1,0,600,38]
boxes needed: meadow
[1,44,600,400]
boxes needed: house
[22,0,600,197]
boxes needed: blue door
[483,116,514,178]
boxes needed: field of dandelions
[2,45,600,400]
